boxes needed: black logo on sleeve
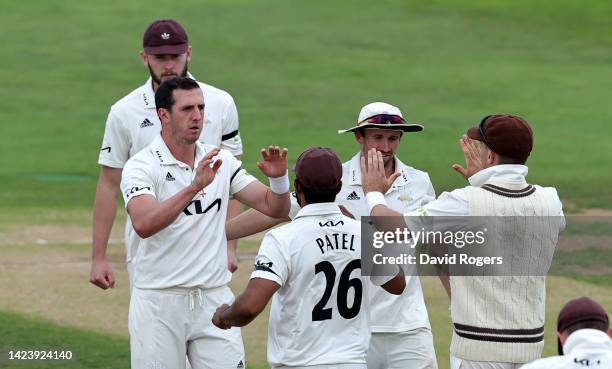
[255,260,278,276]
[182,198,221,216]
[255,260,273,268]
[140,118,154,128]
[346,191,360,200]
[165,172,175,181]
[319,220,344,227]
[125,186,151,198]
[100,146,111,153]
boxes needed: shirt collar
[563,329,612,355]
[346,152,412,188]
[142,72,198,110]
[468,164,529,188]
[294,202,343,219]
[149,134,207,168]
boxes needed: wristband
[365,192,387,214]
[269,171,290,194]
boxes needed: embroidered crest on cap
[161,32,170,40]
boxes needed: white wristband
[269,171,290,194]
[366,192,387,214]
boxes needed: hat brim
[338,123,424,134]
[144,44,188,55]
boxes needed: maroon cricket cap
[467,114,533,163]
[556,297,609,354]
[294,147,342,190]
[143,19,188,55]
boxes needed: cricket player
[120,76,290,369]
[521,297,611,369]
[212,147,406,369]
[91,19,243,291]
[226,102,439,369]
[361,114,565,368]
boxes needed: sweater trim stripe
[481,184,536,198]
[454,330,544,343]
[454,323,544,335]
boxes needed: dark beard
[148,60,189,86]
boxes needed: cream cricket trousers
[129,285,245,369]
[367,328,438,369]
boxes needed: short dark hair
[297,180,342,204]
[498,155,527,165]
[475,140,527,165]
[564,319,609,336]
[155,77,200,111]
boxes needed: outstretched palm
[361,149,401,194]
[192,148,222,191]
[257,145,288,178]
[452,135,486,180]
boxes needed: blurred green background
[1,0,611,210]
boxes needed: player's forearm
[260,190,290,219]
[92,179,119,261]
[381,267,406,295]
[130,185,200,238]
[371,204,402,218]
[226,199,242,246]
[226,208,287,240]
[220,296,263,327]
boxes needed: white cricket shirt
[520,329,612,369]
[252,203,394,368]
[98,73,242,263]
[120,135,255,289]
[402,165,564,218]
[289,153,436,333]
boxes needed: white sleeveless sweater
[450,180,562,363]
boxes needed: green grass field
[1,0,611,368]
[2,0,612,209]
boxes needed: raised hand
[256,145,288,178]
[361,149,400,194]
[452,135,486,180]
[192,148,222,191]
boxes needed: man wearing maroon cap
[91,19,244,292]
[522,297,611,369]
[212,147,406,369]
[362,114,565,368]
[225,102,438,369]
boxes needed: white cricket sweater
[450,179,564,363]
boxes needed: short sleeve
[369,264,401,286]
[403,188,469,232]
[219,98,243,156]
[120,158,156,207]
[227,155,257,195]
[250,233,289,286]
[98,109,130,168]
